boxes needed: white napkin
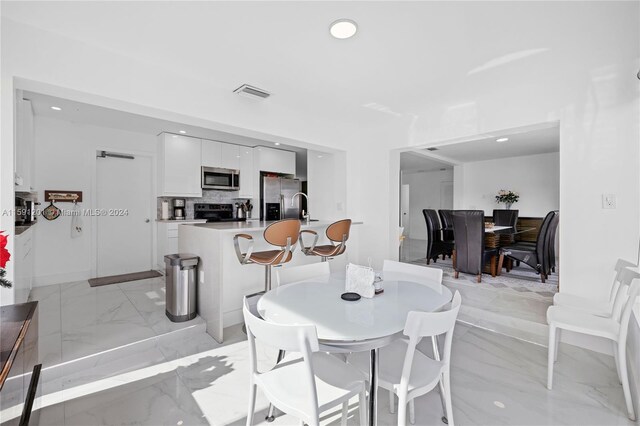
[345,263,375,298]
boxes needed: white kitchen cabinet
[201,140,222,168]
[220,143,240,170]
[15,98,35,192]
[254,146,296,175]
[238,147,255,198]
[158,133,202,197]
[157,221,205,268]
[13,227,34,304]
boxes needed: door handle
[145,219,150,223]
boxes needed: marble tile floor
[401,238,554,345]
[32,321,635,426]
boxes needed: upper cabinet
[202,141,240,170]
[238,147,255,199]
[15,98,35,192]
[201,140,222,168]
[158,133,202,197]
[255,146,296,175]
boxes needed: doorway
[95,151,153,277]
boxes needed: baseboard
[33,270,92,287]
[223,308,243,328]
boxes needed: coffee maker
[172,199,186,220]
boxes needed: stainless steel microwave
[201,167,240,190]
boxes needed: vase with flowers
[495,190,519,210]
[0,231,12,288]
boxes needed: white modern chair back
[383,259,443,286]
[275,262,331,287]
[618,272,640,339]
[242,298,320,422]
[609,261,638,319]
[403,291,461,357]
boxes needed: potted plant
[495,190,519,210]
[0,231,12,288]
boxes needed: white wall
[32,116,157,286]
[401,169,454,239]
[456,152,559,217]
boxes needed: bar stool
[299,219,351,262]
[233,219,301,292]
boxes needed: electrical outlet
[602,193,616,209]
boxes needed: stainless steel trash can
[164,253,198,322]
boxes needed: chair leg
[490,255,497,277]
[443,371,454,426]
[547,325,556,390]
[246,383,257,426]
[452,250,456,269]
[398,393,407,426]
[476,274,482,283]
[541,273,546,284]
[389,389,395,413]
[427,258,431,265]
[359,390,367,425]
[341,401,348,426]
[454,271,459,279]
[554,328,560,362]
[619,344,637,420]
[409,399,416,424]
[613,343,623,384]
[497,254,504,276]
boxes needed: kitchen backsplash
[157,190,255,220]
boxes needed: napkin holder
[345,263,375,298]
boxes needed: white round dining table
[257,270,453,426]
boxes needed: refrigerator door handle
[280,194,284,220]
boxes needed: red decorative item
[0,231,10,268]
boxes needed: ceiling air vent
[426,147,439,151]
[233,84,271,100]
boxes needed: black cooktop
[194,203,246,223]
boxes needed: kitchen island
[179,220,361,342]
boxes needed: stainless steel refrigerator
[261,175,301,220]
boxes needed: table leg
[369,348,379,426]
[431,336,448,424]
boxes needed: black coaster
[341,292,361,301]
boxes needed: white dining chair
[348,291,462,426]
[383,259,443,287]
[552,258,636,316]
[243,297,367,426]
[547,268,640,420]
[275,262,331,287]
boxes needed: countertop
[0,302,38,390]
[155,219,207,224]
[186,219,363,233]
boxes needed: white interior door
[440,181,454,209]
[96,153,153,276]
[401,184,410,231]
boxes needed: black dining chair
[451,210,499,283]
[439,209,455,245]
[422,209,454,264]
[499,211,557,283]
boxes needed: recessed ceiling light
[179,130,187,134]
[318,155,323,158]
[330,19,358,39]
[50,106,62,111]
[496,137,509,143]
[274,142,281,146]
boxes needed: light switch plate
[602,193,616,209]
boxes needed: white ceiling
[421,124,559,163]
[2,2,598,131]
[24,91,306,153]
[400,152,451,173]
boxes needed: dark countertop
[15,223,36,236]
[0,302,38,390]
